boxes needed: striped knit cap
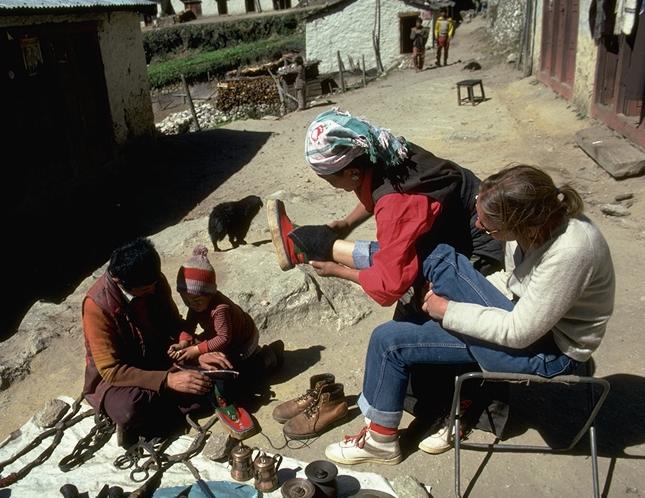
[177,245,217,295]
[304,108,408,175]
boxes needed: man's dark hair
[108,238,161,290]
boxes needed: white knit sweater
[443,217,615,362]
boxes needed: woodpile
[215,76,280,112]
[225,60,284,79]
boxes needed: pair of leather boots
[272,374,348,439]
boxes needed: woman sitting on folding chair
[324,164,616,466]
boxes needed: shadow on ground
[402,369,645,497]
[3,128,271,340]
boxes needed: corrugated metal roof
[0,0,157,14]
[307,0,454,20]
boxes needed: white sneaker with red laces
[325,426,402,465]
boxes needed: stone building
[169,0,292,17]
[305,0,454,74]
[0,0,157,212]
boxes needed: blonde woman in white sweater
[325,165,615,466]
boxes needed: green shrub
[147,33,305,89]
[143,13,304,63]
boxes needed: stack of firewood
[215,76,280,112]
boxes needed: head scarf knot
[304,108,408,175]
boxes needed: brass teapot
[229,441,256,482]
[253,450,283,492]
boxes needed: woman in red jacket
[268,108,503,314]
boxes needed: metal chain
[58,412,116,472]
[127,412,219,498]
[0,394,92,488]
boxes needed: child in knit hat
[169,245,283,375]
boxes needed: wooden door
[593,6,645,148]
[538,0,579,99]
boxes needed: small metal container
[304,460,338,498]
[281,477,316,498]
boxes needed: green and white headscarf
[304,108,408,175]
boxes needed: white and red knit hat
[177,245,217,295]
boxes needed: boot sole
[283,412,349,440]
[324,449,403,466]
[266,199,294,271]
[417,441,452,455]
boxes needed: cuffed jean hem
[358,392,403,428]
[352,240,380,269]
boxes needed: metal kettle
[253,450,283,492]
[228,440,256,482]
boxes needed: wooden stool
[456,79,485,105]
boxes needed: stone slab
[575,126,645,179]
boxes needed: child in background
[168,245,283,389]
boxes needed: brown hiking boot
[283,383,348,439]
[272,373,335,424]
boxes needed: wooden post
[337,51,346,92]
[181,74,201,131]
[362,55,367,87]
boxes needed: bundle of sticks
[215,76,280,112]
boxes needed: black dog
[208,195,263,251]
[463,61,482,71]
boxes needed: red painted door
[538,0,579,99]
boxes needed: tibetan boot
[283,383,348,439]
[272,373,335,424]
[266,199,338,271]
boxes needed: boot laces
[303,402,320,419]
[297,389,317,404]
[343,426,368,449]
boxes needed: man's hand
[198,351,233,370]
[166,370,212,395]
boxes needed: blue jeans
[358,244,577,428]
[352,240,380,269]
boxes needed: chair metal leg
[448,370,609,497]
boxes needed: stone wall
[306,0,427,73]
[486,0,526,53]
[570,0,596,116]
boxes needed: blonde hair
[478,165,583,246]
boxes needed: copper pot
[228,440,256,481]
[253,450,283,492]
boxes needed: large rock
[0,216,373,392]
[576,127,645,179]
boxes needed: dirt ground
[2,17,645,497]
